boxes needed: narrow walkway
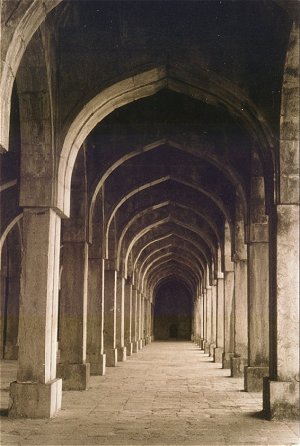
[1,342,299,445]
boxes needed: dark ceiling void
[154,279,193,341]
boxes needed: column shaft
[116,276,126,361]
[104,268,117,366]
[124,280,132,355]
[87,258,105,375]
[222,270,234,368]
[9,208,62,418]
[57,241,90,390]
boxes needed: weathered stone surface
[263,378,299,420]
[244,366,269,392]
[8,379,62,418]
[57,363,90,391]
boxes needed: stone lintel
[89,354,106,376]
[117,346,127,362]
[263,378,299,420]
[57,363,90,391]
[106,348,118,366]
[244,366,269,392]
[8,379,62,418]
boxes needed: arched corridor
[0,0,299,443]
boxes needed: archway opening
[154,280,193,341]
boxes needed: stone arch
[0,0,62,152]
[58,65,274,216]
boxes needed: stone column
[137,291,143,349]
[222,269,234,368]
[214,274,224,363]
[4,272,20,360]
[231,259,248,377]
[202,289,207,351]
[132,286,139,352]
[244,152,269,392]
[57,241,90,390]
[104,262,118,366]
[87,257,106,375]
[263,205,299,418]
[116,275,126,361]
[263,23,299,420]
[9,208,62,418]
[209,282,217,356]
[124,278,133,355]
[204,287,211,354]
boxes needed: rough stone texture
[263,378,299,420]
[222,352,234,370]
[1,343,299,444]
[8,379,62,419]
[214,347,223,363]
[117,347,127,362]
[244,366,269,392]
[56,363,90,391]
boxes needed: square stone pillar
[57,241,90,390]
[231,260,248,378]
[124,279,133,355]
[141,294,145,345]
[104,263,117,366]
[137,291,143,349]
[87,258,106,376]
[222,270,234,369]
[209,283,217,356]
[132,287,139,352]
[204,287,211,354]
[116,275,126,361]
[244,241,269,391]
[4,273,20,359]
[9,209,62,418]
[202,289,207,351]
[263,205,299,419]
[214,276,224,363]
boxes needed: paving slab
[1,342,299,445]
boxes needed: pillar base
[263,378,299,420]
[209,343,216,357]
[90,354,106,376]
[222,352,234,369]
[4,344,19,360]
[126,342,133,356]
[203,341,210,354]
[106,348,118,366]
[138,339,143,350]
[231,356,247,378]
[147,336,152,344]
[132,341,139,353]
[117,346,127,362]
[244,366,269,392]
[214,347,223,363]
[199,339,204,350]
[57,363,90,390]
[8,378,62,418]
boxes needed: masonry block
[9,379,62,418]
[117,346,127,362]
[263,378,299,420]
[57,363,90,390]
[90,354,106,376]
[244,366,269,392]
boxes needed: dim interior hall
[0,0,299,441]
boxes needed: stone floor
[0,342,299,445]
